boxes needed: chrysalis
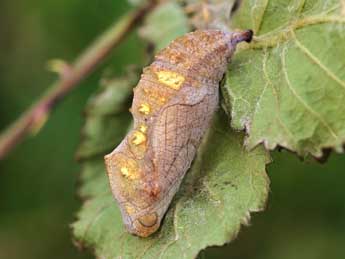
[105,29,253,237]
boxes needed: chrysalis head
[220,29,253,64]
[233,29,253,43]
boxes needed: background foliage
[0,0,345,259]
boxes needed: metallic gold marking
[131,131,147,146]
[120,164,139,180]
[139,125,148,133]
[156,71,185,90]
[120,167,129,176]
[120,166,138,180]
[138,103,151,115]
[159,97,166,104]
[125,205,136,216]
[117,156,139,180]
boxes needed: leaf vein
[261,48,296,143]
[292,34,345,91]
[252,0,270,34]
[238,15,345,51]
[281,46,339,141]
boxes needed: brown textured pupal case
[104,29,253,237]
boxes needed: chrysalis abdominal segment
[104,29,253,237]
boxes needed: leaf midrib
[237,14,345,51]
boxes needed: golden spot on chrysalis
[120,166,138,180]
[114,155,139,180]
[125,205,136,216]
[159,97,166,104]
[127,129,147,159]
[143,88,167,105]
[131,131,147,146]
[138,103,151,115]
[120,167,130,176]
[156,71,185,90]
[139,125,148,134]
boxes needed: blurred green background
[0,1,344,259]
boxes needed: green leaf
[223,0,345,157]
[76,77,134,160]
[139,1,191,51]
[73,110,270,258]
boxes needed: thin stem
[0,0,158,160]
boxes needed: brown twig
[0,0,158,160]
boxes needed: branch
[0,1,158,160]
